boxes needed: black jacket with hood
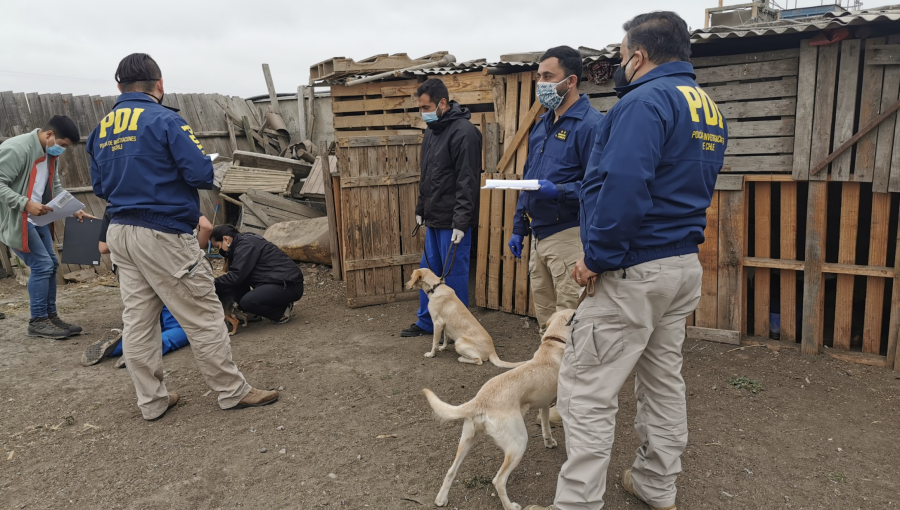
[216,233,304,290]
[415,101,482,231]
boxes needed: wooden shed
[312,7,900,371]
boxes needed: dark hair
[115,53,162,93]
[415,78,449,106]
[622,11,692,63]
[211,224,240,242]
[43,115,80,144]
[539,46,584,83]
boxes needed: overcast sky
[1,0,714,99]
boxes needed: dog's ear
[406,269,423,290]
[564,309,576,326]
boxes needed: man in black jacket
[401,78,482,337]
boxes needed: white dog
[422,309,575,510]
[406,268,523,368]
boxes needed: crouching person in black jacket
[210,224,304,324]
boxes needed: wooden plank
[344,253,422,271]
[246,190,324,218]
[802,181,828,354]
[436,73,495,93]
[515,74,533,177]
[727,119,795,138]
[868,44,900,65]
[331,79,420,98]
[232,150,312,174]
[792,40,819,180]
[497,100,542,172]
[340,173,419,188]
[386,145,403,294]
[743,257,804,271]
[238,195,272,228]
[333,112,424,130]
[726,137,793,155]
[690,48,800,68]
[754,183,771,338]
[890,216,900,368]
[722,155,793,173]
[704,77,798,102]
[501,74,520,174]
[717,99,796,119]
[488,178,505,309]
[824,349,887,367]
[261,64,279,109]
[475,174,491,307]
[484,123,500,172]
[854,38,887,183]
[863,192,891,353]
[717,190,744,331]
[332,96,417,114]
[347,291,419,308]
[821,262,893,278]
[502,180,516,313]
[241,116,258,153]
[337,134,423,148]
[833,182,860,350]
[873,36,900,191]
[715,174,743,190]
[696,191,719,328]
[694,58,799,84]
[780,182,798,343]
[687,326,741,346]
[810,43,840,181]
[334,129,423,139]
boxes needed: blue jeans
[111,306,189,357]
[13,223,58,319]
[415,227,472,332]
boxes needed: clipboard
[60,217,104,266]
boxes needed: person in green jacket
[0,116,94,339]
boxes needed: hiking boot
[27,317,71,339]
[82,329,122,366]
[227,387,279,410]
[49,313,82,335]
[400,323,429,337]
[622,469,677,510]
[146,392,179,422]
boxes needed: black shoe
[27,317,71,340]
[49,313,82,335]
[82,329,122,366]
[400,323,430,337]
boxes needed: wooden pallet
[310,52,449,83]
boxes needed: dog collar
[544,336,566,345]
[425,282,445,295]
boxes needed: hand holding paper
[28,191,85,227]
[481,179,541,190]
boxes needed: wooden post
[780,182,798,343]
[296,85,309,141]
[717,190,744,332]
[306,86,316,143]
[226,114,238,154]
[241,116,258,153]
[802,181,828,355]
[261,64,279,110]
[320,142,342,280]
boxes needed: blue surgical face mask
[421,101,443,124]
[46,143,65,157]
[536,76,573,111]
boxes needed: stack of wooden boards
[237,189,325,236]
[309,52,450,84]
[219,150,312,196]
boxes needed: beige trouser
[107,224,251,420]
[555,254,702,509]
[530,227,584,329]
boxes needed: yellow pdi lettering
[113,108,132,135]
[677,86,703,123]
[181,125,205,152]
[697,88,724,129]
[99,112,114,138]
[128,108,144,131]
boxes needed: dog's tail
[422,389,479,423]
[488,353,526,369]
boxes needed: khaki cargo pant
[555,254,702,509]
[107,224,251,420]
[530,227,584,329]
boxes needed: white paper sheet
[28,191,85,227]
[208,153,219,162]
[480,179,541,190]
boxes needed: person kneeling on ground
[210,224,304,324]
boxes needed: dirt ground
[1,265,899,510]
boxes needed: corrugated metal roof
[692,6,900,41]
[412,60,488,75]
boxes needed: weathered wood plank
[726,137,794,155]
[715,174,744,190]
[696,191,719,328]
[503,179,517,313]
[690,48,800,68]
[488,177,505,310]
[704,77,798,102]
[873,37,900,192]
[347,291,420,308]
[727,119,795,138]
[854,38,887,183]
[810,43,840,181]
[833,40,862,181]
[792,40,819,180]
[340,173,420,188]
[333,112,424,130]
[320,143,342,279]
[780,182,798,343]
[687,326,741,345]
[722,155,793,173]
[802,181,828,354]
[754,183,771,338]
[475,173,491,307]
[694,58,799,84]
[717,98,796,119]
[833,182,860,350]
[863,192,890,353]
[718,190,744,331]
[502,74,520,174]
[331,79,419,98]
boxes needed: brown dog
[406,268,522,368]
[422,309,576,510]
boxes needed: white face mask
[536,76,573,110]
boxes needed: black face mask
[613,53,637,98]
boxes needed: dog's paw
[509,503,521,510]
[544,437,558,449]
[438,345,447,352]
[434,494,448,507]
[424,352,435,358]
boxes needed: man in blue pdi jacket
[87,53,279,422]
[508,46,604,331]
[525,12,727,510]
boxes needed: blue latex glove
[508,234,523,259]
[527,179,558,200]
